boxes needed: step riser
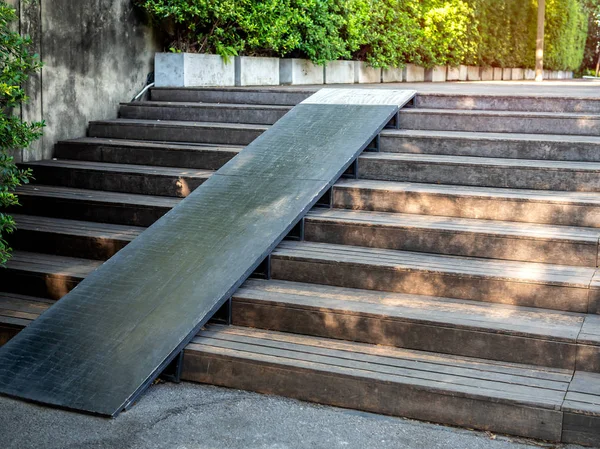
[304,220,598,267]
[333,185,600,228]
[231,298,578,369]
[14,195,171,227]
[0,326,19,346]
[399,113,600,136]
[88,123,264,146]
[0,268,81,300]
[357,158,600,192]
[150,88,311,105]
[379,134,600,162]
[20,164,206,198]
[415,95,600,113]
[119,104,287,125]
[181,349,562,441]
[9,230,130,261]
[54,142,238,170]
[270,257,589,313]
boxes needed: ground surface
[0,382,593,449]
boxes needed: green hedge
[138,0,589,71]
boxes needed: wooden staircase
[2,88,600,445]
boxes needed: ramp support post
[160,351,185,384]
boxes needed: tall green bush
[0,2,43,265]
[138,0,591,71]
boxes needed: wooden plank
[183,326,564,441]
[0,88,415,416]
[562,371,600,444]
[271,241,593,312]
[232,279,582,368]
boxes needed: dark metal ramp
[0,88,415,416]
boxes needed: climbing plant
[0,2,43,265]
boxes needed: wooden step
[119,101,290,124]
[88,119,267,146]
[184,324,569,441]
[358,153,600,192]
[562,371,600,445]
[399,109,600,136]
[9,214,142,260]
[21,160,212,197]
[304,209,600,267]
[270,241,596,313]
[0,292,53,345]
[0,251,101,299]
[54,138,241,170]
[232,279,588,369]
[333,179,600,228]
[14,185,179,226]
[379,129,600,162]
[414,93,600,113]
[578,315,600,372]
[150,87,312,105]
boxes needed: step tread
[306,209,600,243]
[380,129,600,144]
[360,152,600,171]
[336,179,600,205]
[5,251,102,277]
[24,159,214,178]
[189,325,571,409]
[122,101,291,111]
[579,315,600,346]
[16,184,181,208]
[11,214,144,240]
[236,279,584,342]
[58,137,244,152]
[90,118,269,131]
[404,108,600,119]
[0,292,53,324]
[273,241,596,286]
[563,371,600,415]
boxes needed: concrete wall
[9,0,158,162]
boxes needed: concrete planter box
[493,68,503,80]
[480,67,493,81]
[511,68,524,80]
[235,56,279,86]
[155,53,235,87]
[280,58,324,85]
[382,67,404,83]
[502,68,512,80]
[524,69,536,80]
[467,66,481,81]
[447,65,468,81]
[403,64,425,82]
[325,61,354,84]
[425,66,447,82]
[354,62,381,83]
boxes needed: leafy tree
[0,2,43,265]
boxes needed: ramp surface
[0,89,415,416]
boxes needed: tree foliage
[0,2,43,265]
[138,0,590,70]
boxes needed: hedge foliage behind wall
[138,0,589,71]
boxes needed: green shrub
[0,2,43,265]
[351,0,423,68]
[421,0,478,67]
[138,0,591,71]
[137,0,353,64]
